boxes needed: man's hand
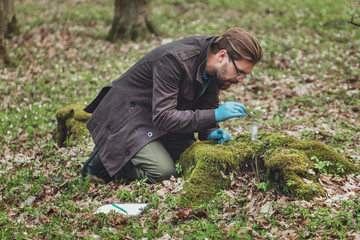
[215,100,246,122]
[207,128,232,144]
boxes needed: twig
[289,51,307,82]
[255,155,259,182]
[348,1,360,27]
[347,16,360,27]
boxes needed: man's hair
[211,27,262,64]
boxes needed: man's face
[215,58,255,90]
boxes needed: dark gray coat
[84,36,220,177]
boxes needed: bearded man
[82,27,263,183]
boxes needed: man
[82,27,262,183]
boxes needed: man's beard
[215,63,238,90]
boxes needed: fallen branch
[347,16,360,27]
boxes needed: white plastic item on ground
[94,203,148,216]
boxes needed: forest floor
[1,0,359,239]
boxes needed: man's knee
[146,162,176,183]
[130,140,177,183]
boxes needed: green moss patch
[54,103,91,146]
[290,141,358,176]
[178,131,358,206]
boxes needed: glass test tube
[251,121,259,141]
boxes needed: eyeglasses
[229,54,253,80]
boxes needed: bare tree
[0,0,19,66]
[107,0,159,42]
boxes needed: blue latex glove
[207,128,232,144]
[215,100,246,122]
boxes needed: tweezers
[244,109,258,121]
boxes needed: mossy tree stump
[54,103,91,147]
[178,132,358,206]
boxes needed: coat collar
[195,36,218,86]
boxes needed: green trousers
[113,133,195,183]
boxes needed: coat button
[147,132,153,137]
[130,101,136,107]
[126,151,130,155]
[105,124,111,130]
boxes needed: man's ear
[217,49,227,63]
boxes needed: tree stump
[54,103,91,147]
[178,131,358,206]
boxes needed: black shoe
[82,147,113,182]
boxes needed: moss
[54,103,91,146]
[179,141,215,177]
[179,141,251,207]
[181,154,227,206]
[265,148,324,200]
[283,172,325,201]
[290,141,359,176]
[178,131,357,206]
[265,149,314,176]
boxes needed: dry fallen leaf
[174,207,194,219]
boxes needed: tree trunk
[0,0,9,66]
[0,0,18,66]
[3,0,19,36]
[107,0,159,42]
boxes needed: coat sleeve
[152,54,217,133]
